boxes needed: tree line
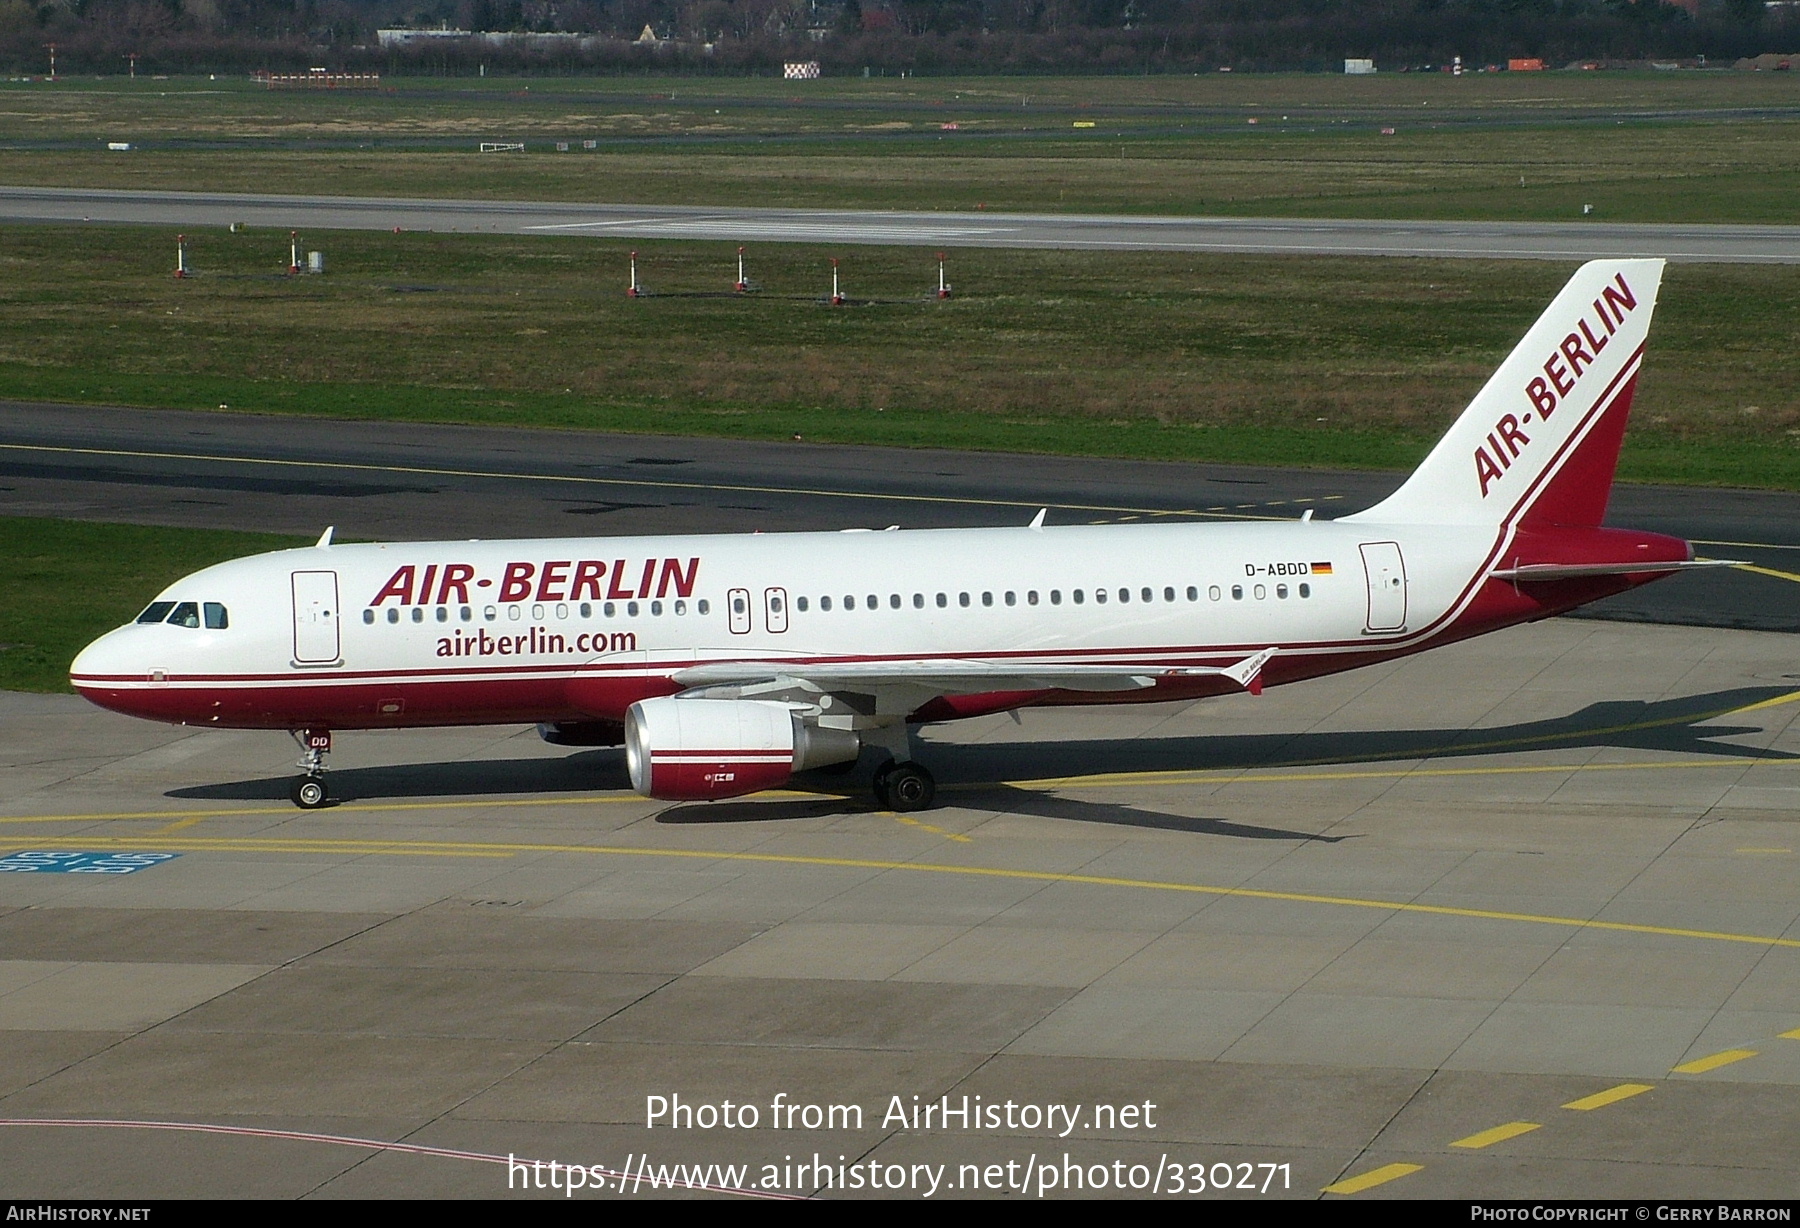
[2,0,1795,75]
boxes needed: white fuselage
[72,517,1510,732]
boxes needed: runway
[4,400,1798,633]
[6,185,1800,262]
[3,617,1799,1198]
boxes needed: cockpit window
[137,601,176,624]
[203,603,229,630]
[167,602,201,629]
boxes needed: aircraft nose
[69,625,176,721]
[70,625,137,684]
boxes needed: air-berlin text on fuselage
[1474,272,1640,499]
[367,558,701,607]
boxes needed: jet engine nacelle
[624,697,860,801]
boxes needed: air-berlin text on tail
[1475,271,1640,499]
[368,557,702,607]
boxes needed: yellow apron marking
[891,815,972,843]
[1733,563,1800,585]
[1322,1163,1423,1195]
[1562,1084,1654,1111]
[1450,1121,1541,1149]
[9,835,1800,950]
[1671,1049,1758,1075]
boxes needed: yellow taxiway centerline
[8,744,1800,829]
[8,834,1800,950]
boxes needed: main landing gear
[289,728,332,809]
[873,759,936,813]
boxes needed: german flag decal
[1311,562,1334,575]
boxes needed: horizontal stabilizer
[1490,559,1742,582]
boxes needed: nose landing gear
[289,728,332,809]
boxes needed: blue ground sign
[0,851,181,874]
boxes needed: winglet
[1029,508,1047,531]
[314,526,334,549]
[1222,647,1277,695]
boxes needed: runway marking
[150,814,211,835]
[1734,562,1800,585]
[1562,1084,1654,1111]
[1671,1049,1758,1075]
[1450,1121,1541,1149]
[1780,1028,1800,1040]
[1736,847,1793,854]
[0,1119,795,1199]
[0,442,1298,523]
[12,834,1800,950]
[1321,1162,1422,1195]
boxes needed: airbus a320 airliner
[72,259,1722,812]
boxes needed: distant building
[1343,58,1375,74]
[376,28,474,47]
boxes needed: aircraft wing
[1489,559,1743,581]
[672,648,1277,697]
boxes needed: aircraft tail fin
[1344,259,1664,530]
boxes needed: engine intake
[625,697,860,801]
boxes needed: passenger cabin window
[137,601,176,624]
[363,609,375,625]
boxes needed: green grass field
[4,72,1800,221]
[0,517,305,693]
[1,224,1797,487]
